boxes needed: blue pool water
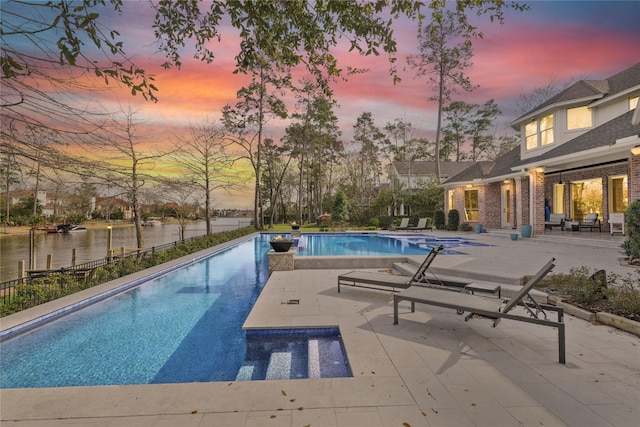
[0,232,479,388]
[289,233,485,256]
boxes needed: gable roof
[444,149,520,184]
[392,161,475,177]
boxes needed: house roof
[444,151,519,184]
[525,110,640,163]
[512,62,640,126]
[446,109,640,186]
[392,161,475,177]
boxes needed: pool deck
[1,230,639,426]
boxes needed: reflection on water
[0,219,251,282]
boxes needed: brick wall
[532,170,545,235]
[516,175,530,231]
[631,153,640,203]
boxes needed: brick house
[442,62,640,235]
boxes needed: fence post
[72,248,77,266]
[18,260,25,278]
[121,246,126,257]
[106,225,112,261]
[29,229,36,270]
[47,254,53,270]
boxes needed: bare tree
[86,106,174,249]
[158,178,200,241]
[174,120,240,235]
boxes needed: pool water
[288,233,485,256]
[237,328,351,381]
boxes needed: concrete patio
[1,230,638,426]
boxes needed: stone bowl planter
[270,240,293,252]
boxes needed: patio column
[515,176,529,232]
[530,168,546,236]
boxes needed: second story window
[525,121,537,150]
[525,113,554,150]
[567,106,592,130]
[540,114,554,146]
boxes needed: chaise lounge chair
[338,245,444,293]
[396,218,411,230]
[393,258,566,363]
[407,217,432,231]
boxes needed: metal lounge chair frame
[393,258,566,363]
[338,245,444,293]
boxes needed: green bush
[623,200,640,261]
[447,209,460,231]
[433,210,445,230]
[376,216,393,230]
[540,267,640,318]
[459,222,473,232]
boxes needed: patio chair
[408,217,432,231]
[579,213,601,232]
[338,245,444,293]
[544,213,566,230]
[608,213,625,235]
[396,217,411,230]
[393,258,566,363]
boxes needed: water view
[0,218,251,281]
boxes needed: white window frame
[525,113,554,150]
[608,175,628,214]
[567,106,592,130]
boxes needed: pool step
[236,336,350,381]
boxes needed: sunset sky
[11,1,640,209]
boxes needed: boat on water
[142,219,162,226]
[32,225,59,233]
[56,224,87,233]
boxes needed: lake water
[0,218,251,282]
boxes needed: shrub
[368,218,380,229]
[376,216,393,230]
[447,209,460,231]
[623,200,640,261]
[433,210,445,230]
[459,222,472,232]
[540,266,640,318]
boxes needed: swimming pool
[0,232,479,388]
[285,232,485,256]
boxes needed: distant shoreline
[1,221,133,237]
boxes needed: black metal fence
[0,234,208,305]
